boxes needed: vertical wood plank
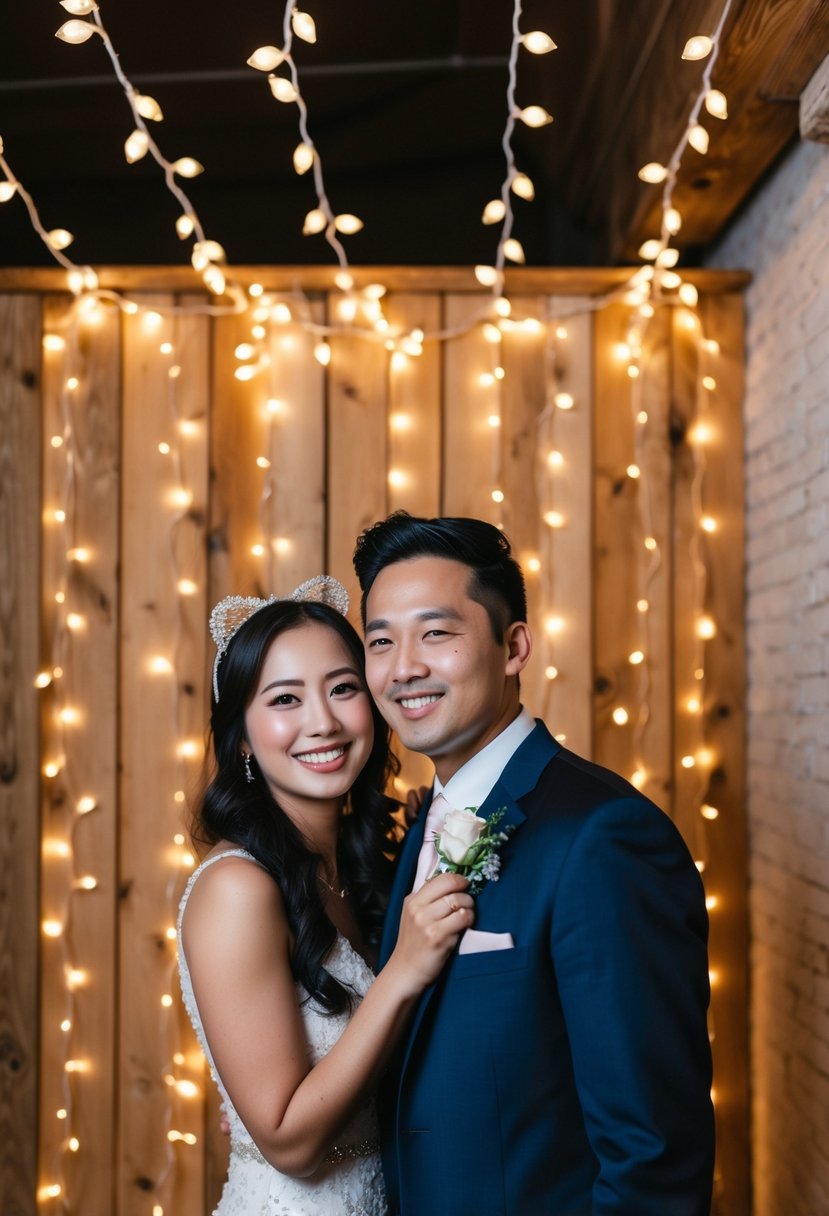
[262,299,326,592]
[384,293,442,518]
[593,302,643,778]
[532,302,594,756]
[119,297,209,1216]
[210,307,272,604]
[499,296,548,723]
[38,295,120,1216]
[0,295,41,1216]
[632,306,675,812]
[698,294,749,1216]
[442,294,500,520]
[326,308,389,619]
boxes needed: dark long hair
[191,599,400,1013]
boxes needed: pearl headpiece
[209,575,350,701]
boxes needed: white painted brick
[706,128,829,1216]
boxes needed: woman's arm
[181,855,472,1177]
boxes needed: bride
[177,579,473,1215]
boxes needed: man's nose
[390,641,429,684]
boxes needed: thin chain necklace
[319,870,348,899]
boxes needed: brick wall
[707,137,829,1216]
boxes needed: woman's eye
[270,693,299,706]
[331,681,360,697]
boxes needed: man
[353,512,715,1216]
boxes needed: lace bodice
[177,848,386,1216]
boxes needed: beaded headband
[209,575,350,701]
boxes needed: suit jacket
[378,722,714,1216]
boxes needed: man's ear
[504,621,532,675]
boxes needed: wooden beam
[800,53,829,141]
[576,0,829,261]
[0,266,752,296]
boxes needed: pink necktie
[411,793,449,893]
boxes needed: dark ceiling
[1,0,827,272]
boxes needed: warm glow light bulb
[60,0,99,15]
[268,75,298,103]
[679,283,699,307]
[626,464,641,479]
[543,510,565,529]
[705,89,728,119]
[665,207,682,233]
[247,45,285,71]
[124,129,149,164]
[502,237,526,264]
[303,208,327,235]
[0,182,18,203]
[482,199,506,225]
[682,35,714,61]
[482,323,502,344]
[688,124,710,155]
[638,162,667,184]
[629,650,644,665]
[172,157,203,178]
[696,615,716,640]
[55,19,98,44]
[43,920,63,938]
[47,228,74,251]
[545,665,558,680]
[334,213,364,235]
[292,10,317,42]
[517,105,553,128]
[638,238,662,261]
[177,578,197,596]
[612,707,629,725]
[293,142,314,175]
[511,172,535,200]
[701,804,720,820]
[474,265,498,287]
[521,30,557,54]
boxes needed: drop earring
[243,752,254,784]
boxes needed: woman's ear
[504,621,532,675]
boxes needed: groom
[353,512,715,1216]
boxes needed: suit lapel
[393,722,562,1077]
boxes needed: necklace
[319,870,348,899]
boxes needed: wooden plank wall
[0,269,748,1216]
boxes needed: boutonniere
[433,806,513,895]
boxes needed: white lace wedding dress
[178,849,387,1216]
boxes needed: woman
[177,578,473,1216]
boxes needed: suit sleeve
[551,795,715,1216]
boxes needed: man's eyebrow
[365,607,463,633]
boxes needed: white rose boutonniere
[433,806,512,894]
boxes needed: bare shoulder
[181,848,288,955]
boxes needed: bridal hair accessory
[209,575,350,700]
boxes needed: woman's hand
[387,872,474,996]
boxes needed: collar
[434,707,536,811]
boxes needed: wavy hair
[190,599,399,1014]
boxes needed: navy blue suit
[378,722,714,1216]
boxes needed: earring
[243,752,254,784]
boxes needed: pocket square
[458,929,514,955]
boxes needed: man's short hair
[353,512,527,642]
